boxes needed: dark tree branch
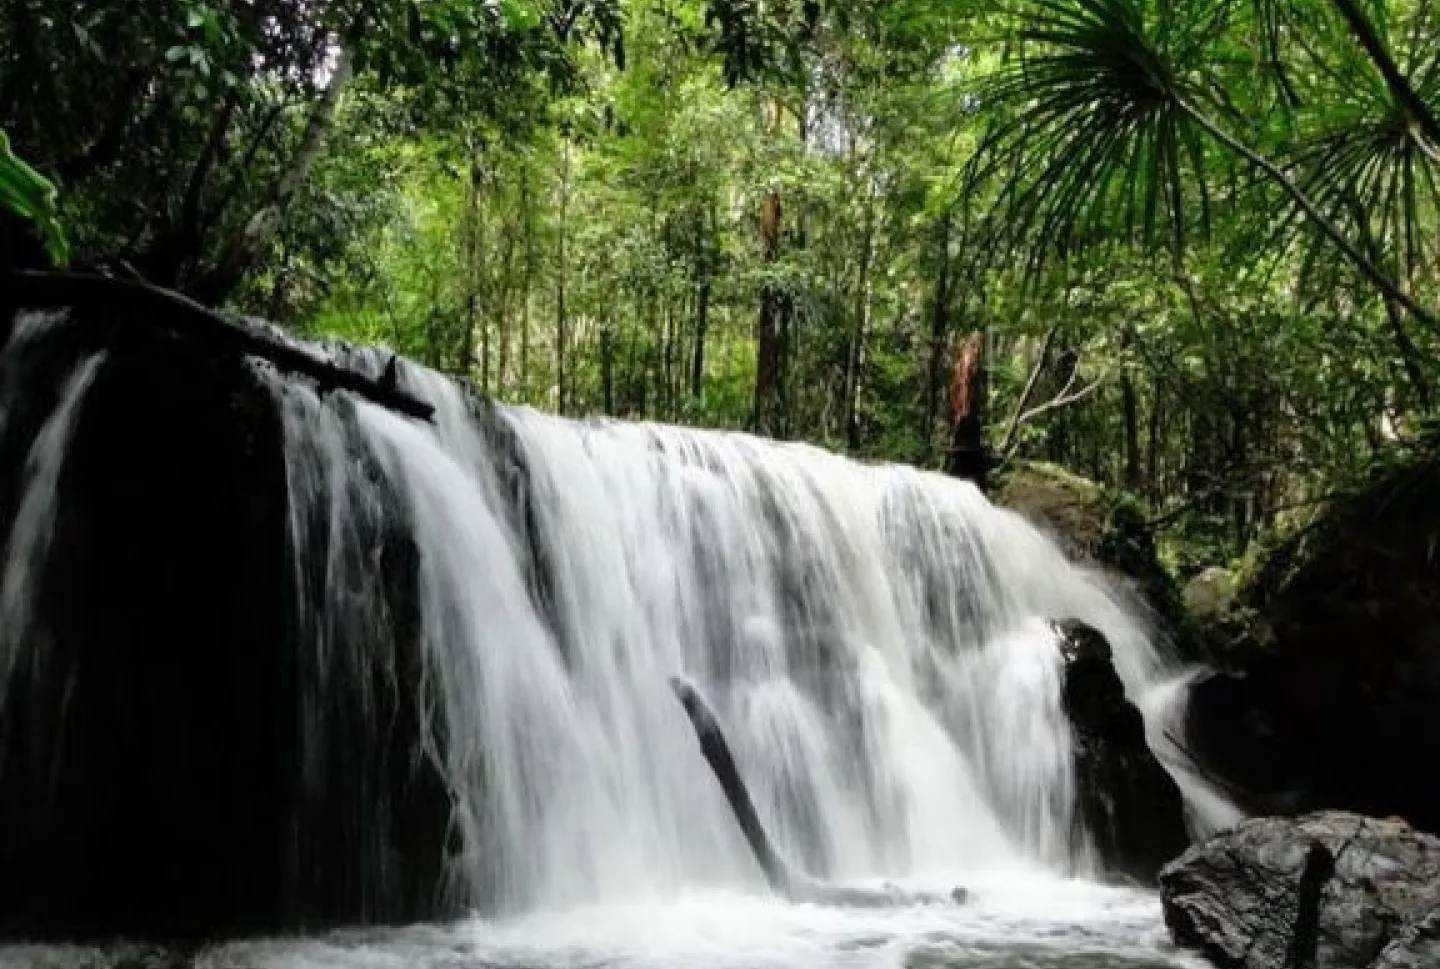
[6,270,435,421]
[1328,0,1440,157]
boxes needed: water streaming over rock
[263,350,1226,913]
[0,320,1231,966]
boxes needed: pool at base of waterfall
[0,875,1206,969]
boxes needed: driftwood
[668,676,967,908]
[4,270,435,422]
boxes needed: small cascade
[0,314,1239,938]
[0,342,105,704]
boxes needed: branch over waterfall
[5,270,435,422]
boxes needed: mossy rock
[997,461,1200,658]
[995,461,1107,558]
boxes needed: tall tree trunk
[555,138,571,415]
[752,101,789,438]
[922,212,954,462]
[753,187,788,437]
[601,315,616,414]
[1147,377,1163,506]
[194,47,353,305]
[496,206,515,396]
[945,330,988,489]
[1120,329,1141,491]
[844,185,876,451]
[520,172,534,402]
[462,152,485,388]
[690,201,715,402]
[1044,348,1078,463]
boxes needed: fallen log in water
[667,675,967,908]
[5,269,435,421]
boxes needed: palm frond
[1284,47,1440,294]
[965,0,1212,271]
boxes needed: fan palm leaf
[969,0,1440,332]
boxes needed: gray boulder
[1161,812,1440,968]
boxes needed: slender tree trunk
[690,201,715,402]
[753,100,790,438]
[195,47,353,305]
[946,331,988,489]
[555,138,571,415]
[601,315,616,414]
[462,152,485,387]
[1147,377,1163,505]
[520,172,534,402]
[844,185,876,451]
[496,206,515,396]
[923,213,955,462]
[1120,328,1141,491]
[1042,347,1079,464]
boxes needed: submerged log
[5,270,435,421]
[668,676,967,908]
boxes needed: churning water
[0,327,1228,968]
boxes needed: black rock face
[1185,432,1440,835]
[0,310,453,940]
[1161,812,1440,969]
[1052,620,1189,884]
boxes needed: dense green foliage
[4,0,1437,571]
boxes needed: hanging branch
[6,270,435,421]
[998,325,1058,459]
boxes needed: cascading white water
[0,320,105,706]
[0,328,1227,968]
[267,356,1232,914]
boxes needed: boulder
[1053,620,1189,883]
[1185,427,1440,834]
[1372,904,1440,969]
[1161,812,1440,969]
[1184,567,1238,625]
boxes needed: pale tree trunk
[520,171,535,403]
[195,46,353,305]
[461,151,487,388]
[555,138,571,415]
[844,182,876,451]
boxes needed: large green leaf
[0,131,69,265]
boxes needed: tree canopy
[4,0,1437,573]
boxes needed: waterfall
[265,350,1222,913]
[0,313,105,713]
[0,318,1234,937]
